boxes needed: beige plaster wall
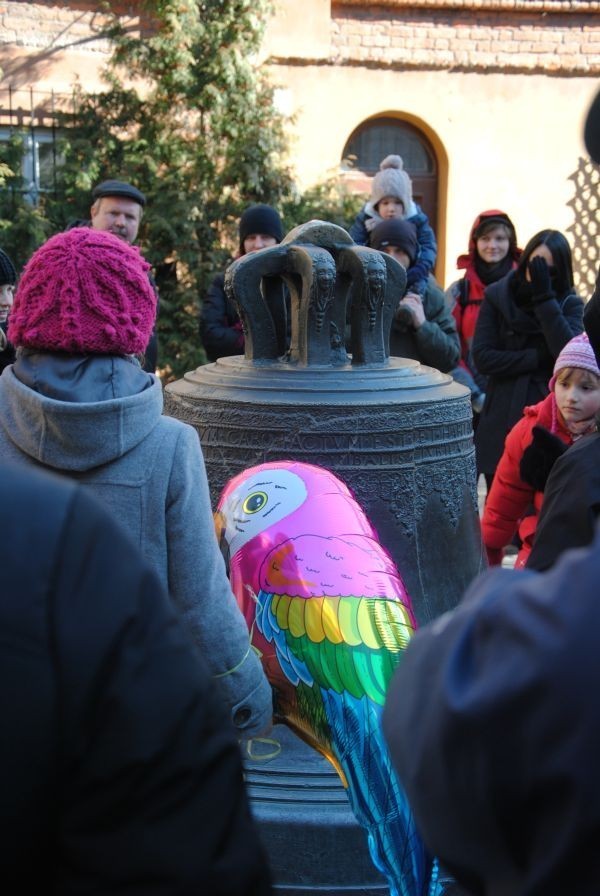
[264,0,332,59]
[263,0,599,292]
[267,60,598,292]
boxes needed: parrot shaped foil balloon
[215,460,441,896]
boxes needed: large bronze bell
[165,221,481,895]
[165,221,484,627]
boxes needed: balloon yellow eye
[243,491,268,514]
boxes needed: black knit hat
[369,219,418,266]
[0,248,16,287]
[238,204,283,253]
[92,180,146,207]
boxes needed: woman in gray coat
[0,227,272,737]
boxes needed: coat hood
[522,392,555,424]
[0,352,162,472]
[457,209,520,271]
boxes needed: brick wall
[0,2,146,55]
[331,3,600,73]
[0,2,150,126]
[5,2,598,74]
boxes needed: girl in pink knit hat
[0,227,272,739]
[481,332,600,569]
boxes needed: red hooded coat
[449,209,520,376]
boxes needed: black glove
[394,303,414,330]
[527,256,555,303]
[519,425,567,491]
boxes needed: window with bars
[0,127,62,203]
[342,118,435,176]
[0,88,66,204]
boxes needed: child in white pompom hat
[349,154,437,298]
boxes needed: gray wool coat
[0,351,272,736]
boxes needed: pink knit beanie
[549,332,600,391]
[8,227,156,355]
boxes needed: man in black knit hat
[200,204,285,362]
[369,218,460,373]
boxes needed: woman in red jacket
[482,332,600,568]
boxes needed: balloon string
[245,737,282,761]
[213,644,251,678]
[214,585,263,677]
[245,584,263,658]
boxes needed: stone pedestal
[243,725,387,894]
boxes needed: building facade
[1,0,599,289]
[263,0,599,289]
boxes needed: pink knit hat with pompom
[8,227,156,355]
[549,332,600,391]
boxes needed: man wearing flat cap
[89,180,158,372]
[90,179,146,246]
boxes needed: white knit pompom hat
[369,155,412,215]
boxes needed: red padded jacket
[481,392,572,568]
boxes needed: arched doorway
[341,116,439,237]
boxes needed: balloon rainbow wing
[258,589,425,896]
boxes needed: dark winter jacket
[349,202,437,297]
[473,271,583,476]
[584,264,600,367]
[384,527,600,896]
[200,271,291,362]
[0,462,272,895]
[0,320,15,373]
[200,272,246,361]
[389,274,460,372]
[481,392,572,568]
[527,432,600,571]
